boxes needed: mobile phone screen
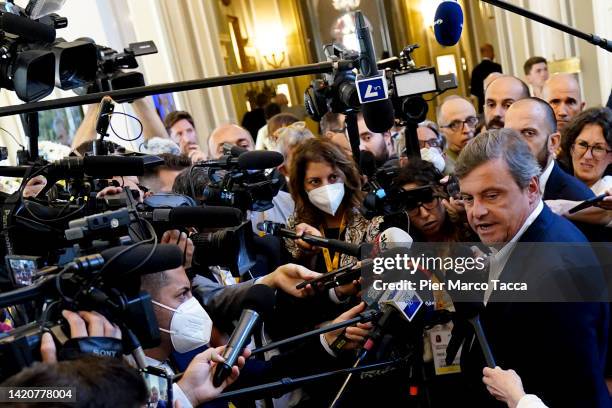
[141,368,172,408]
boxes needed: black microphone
[213,284,276,387]
[359,150,377,178]
[355,11,394,134]
[49,156,145,178]
[257,221,361,257]
[148,206,243,228]
[195,150,283,170]
[99,244,183,276]
[0,12,56,42]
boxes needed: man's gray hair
[274,122,314,159]
[455,128,541,189]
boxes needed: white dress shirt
[538,160,555,194]
[484,200,544,304]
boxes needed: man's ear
[580,101,586,111]
[549,132,561,155]
[527,176,540,203]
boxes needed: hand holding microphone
[294,223,324,253]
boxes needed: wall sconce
[420,0,442,30]
[255,24,287,69]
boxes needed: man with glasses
[505,97,594,201]
[437,96,478,174]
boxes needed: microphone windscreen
[237,151,284,170]
[359,150,377,177]
[434,1,464,46]
[0,13,56,43]
[377,227,414,252]
[362,99,395,133]
[169,206,243,228]
[83,156,145,177]
[101,244,183,275]
[244,284,276,319]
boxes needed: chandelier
[332,0,361,11]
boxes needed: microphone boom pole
[480,0,612,52]
[0,62,342,117]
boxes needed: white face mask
[152,297,212,353]
[420,147,446,173]
[307,183,345,216]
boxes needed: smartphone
[140,366,173,408]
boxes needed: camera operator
[207,124,255,160]
[392,159,476,242]
[286,137,383,272]
[143,263,371,406]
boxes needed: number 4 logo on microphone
[356,75,389,104]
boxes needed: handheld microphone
[0,12,56,42]
[257,221,361,257]
[195,150,283,170]
[213,284,276,387]
[434,1,464,46]
[355,11,395,134]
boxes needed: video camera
[194,148,284,214]
[0,0,156,102]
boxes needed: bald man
[484,75,530,129]
[208,124,255,159]
[437,96,478,174]
[542,73,586,132]
[505,97,593,201]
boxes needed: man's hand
[295,223,323,253]
[188,148,207,164]
[178,346,250,406]
[442,197,465,220]
[23,175,47,198]
[41,310,121,363]
[161,230,194,268]
[323,302,372,351]
[96,186,124,199]
[260,264,322,297]
[482,366,526,408]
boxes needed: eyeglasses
[407,197,440,216]
[571,141,612,160]
[441,116,479,132]
[419,138,442,149]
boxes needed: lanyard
[319,213,347,273]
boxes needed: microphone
[147,206,243,228]
[195,150,283,170]
[355,11,394,134]
[364,227,414,258]
[0,12,56,42]
[49,156,145,177]
[257,221,361,257]
[359,150,377,178]
[213,284,276,387]
[98,244,183,276]
[433,1,464,46]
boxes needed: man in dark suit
[454,129,610,407]
[505,97,595,201]
[470,44,502,113]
